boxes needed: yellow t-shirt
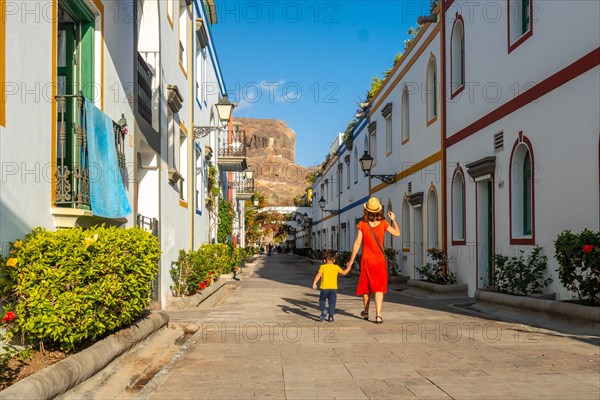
[319,263,343,290]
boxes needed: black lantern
[359,150,395,185]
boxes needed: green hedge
[170,244,242,297]
[0,226,159,352]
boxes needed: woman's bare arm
[387,211,401,237]
[346,229,363,268]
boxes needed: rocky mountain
[237,118,316,206]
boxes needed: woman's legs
[374,292,384,317]
[362,294,370,313]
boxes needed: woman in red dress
[346,197,400,324]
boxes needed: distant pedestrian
[267,244,272,256]
[312,250,352,322]
[346,197,400,324]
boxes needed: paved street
[140,254,600,400]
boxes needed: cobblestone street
[138,254,600,400]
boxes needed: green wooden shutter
[523,151,532,236]
[522,0,530,34]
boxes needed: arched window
[402,86,410,143]
[354,147,358,183]
[427,187,438,249]
[451,16,465,95]
[426,56,437,122]
[402,197,411,252]
[510,134,535,244]
[452,168,466,243]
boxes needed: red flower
[208,272,213,276]
[204,278,211,284]
[199,282,207,290]
[2,311,15,323]
[583,245,594,253]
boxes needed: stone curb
[408,279,469,294]
[475,290,600,323]
[166,258,261,310]
[134,316,206,400]
[0,311,169,400]
[166,273,235,310]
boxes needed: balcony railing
[55,93,127,210]
[230,177,254,200]
[137,52,153,125]
[217,129,247,172]
[137,214,159,237]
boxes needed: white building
[134,0,250,307]
[311,0,600,300]
[1,0,137,246]
[0,0,249,309]
[443,0,600,298]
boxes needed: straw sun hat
[364,197,383,213]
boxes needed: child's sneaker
[319,310,328,321]
[328,316,335,322]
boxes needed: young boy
[312,250,352,322]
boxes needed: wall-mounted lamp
[194,95,235,138]
[318,196,339,215]
[359,151,396,185]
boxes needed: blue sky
[211,1,432,167]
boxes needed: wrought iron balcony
[137,52,153,125]
[229,178,254,200]
[55,93,127,210]
[217,129,247,172]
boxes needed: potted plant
[407,249,468,297]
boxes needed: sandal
[360,310,369,320]
[375,315,383,324]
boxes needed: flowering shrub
[493,245,552,296]
[170,244,242,297]
[555,229,600,305]
[0,226,160,352]
[1,310,18,369]
[417,248,457,284]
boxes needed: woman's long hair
[362,209,384,222]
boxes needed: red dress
[356,220,390,295]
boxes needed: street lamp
[194,95,235,138]
[359,151,396,184]
[318,196,338,215]
[215,94,234,122]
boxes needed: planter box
[403,279,469,299]
[475,289,600,324]
[167,273,234,310]
[0,312,168,399]
[388,275,410,284]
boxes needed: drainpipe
[157,0,164,307]
[189,7,195,251]
[438,5,449,274]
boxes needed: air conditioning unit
[195,18,209,49]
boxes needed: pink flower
[583,245,594,253]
